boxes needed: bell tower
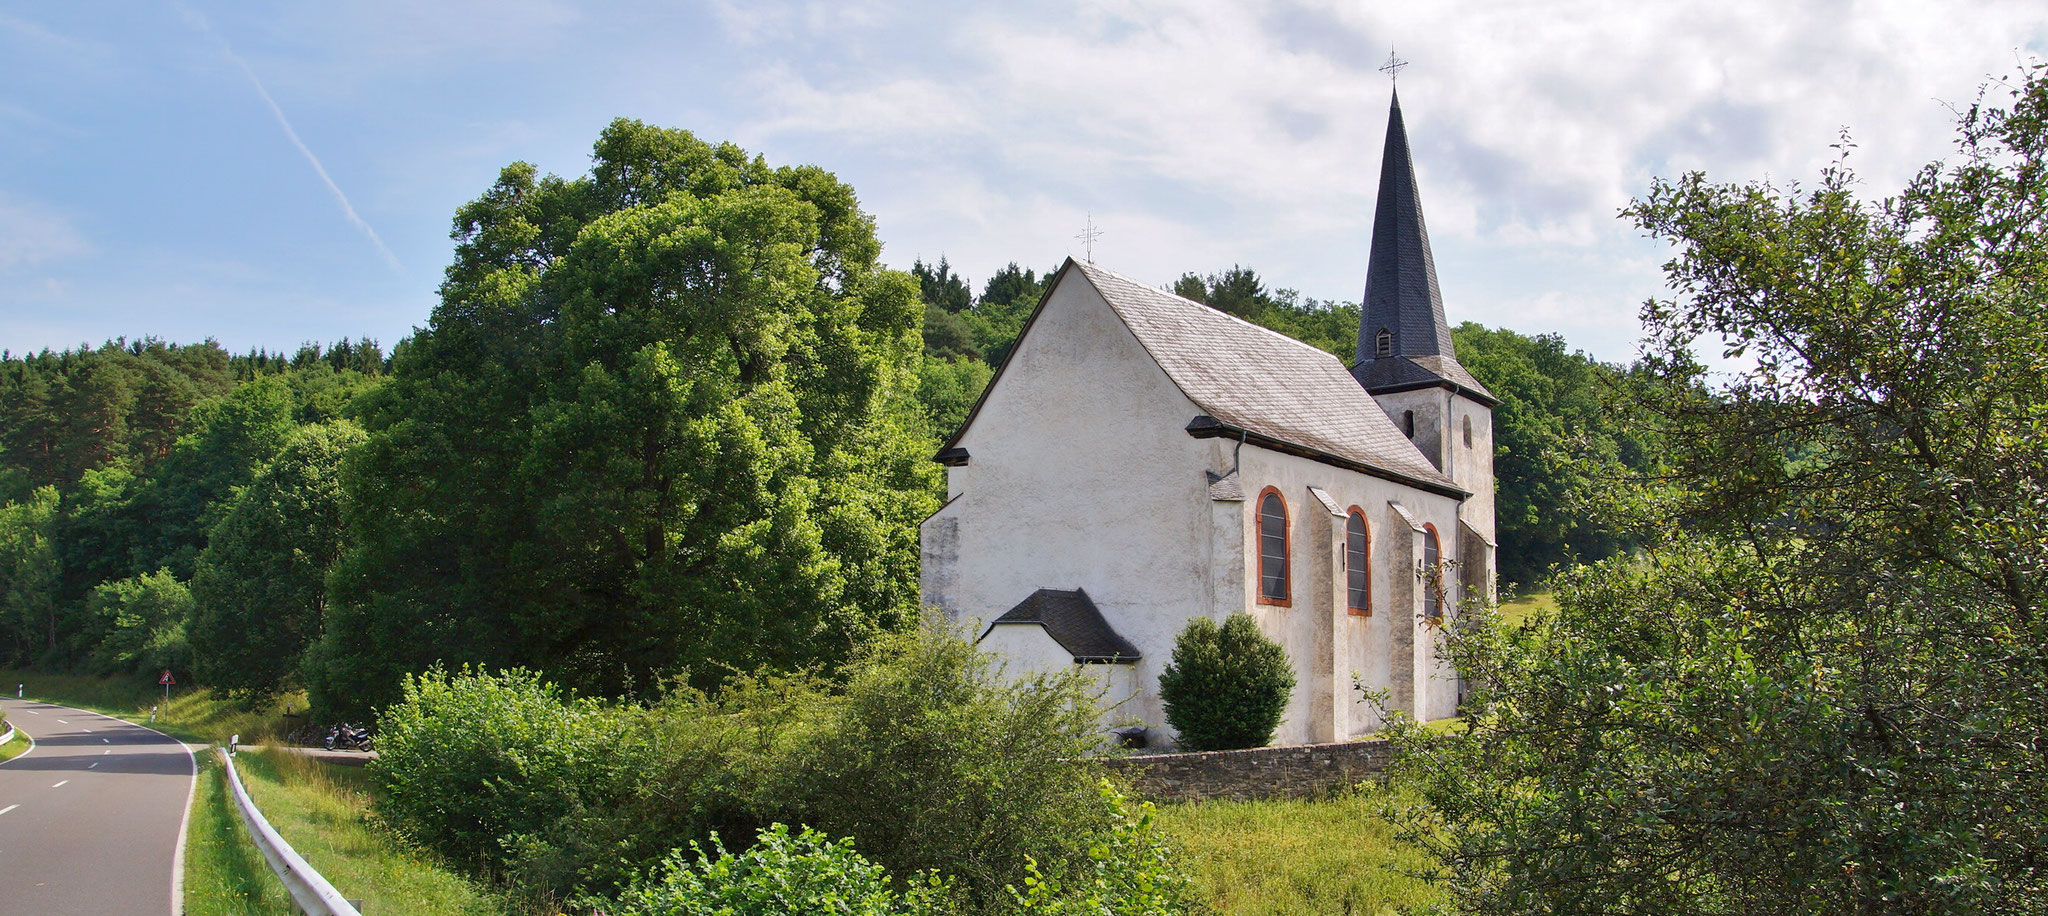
[1350,87,1499,601]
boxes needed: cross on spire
[1379,47,1408,84]
[1075,212,1103,263]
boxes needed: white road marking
[101,738,109,744]
[23,710,36,715]
[0,805,16,816]
[88,762,98,768]
[103,749,110,755]
[54,719,67,724]
[51,780,67,788]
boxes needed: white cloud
[696,0,2043,363]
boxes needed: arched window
[1402,410,1416,438]
[1375,327,1393,358]
[1462,415,1473,448]
[1422,524,1444,622]
[1257,488,1290,606]
[1345,508,1370,616]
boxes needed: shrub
[1009,781,1199,916]
[765,622,1113,913]
[371,666,623,871]
[373,625,1126,912]
[596,823,951,916]
[1157,613,1295,750]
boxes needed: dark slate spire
[1356,89,1451,364]
[1351,90,1495,404]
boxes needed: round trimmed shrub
[1157,613,1295,750]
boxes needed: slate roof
[1349,90,1496,406]
[984,588,1141,663]
[1073,260,1462,496]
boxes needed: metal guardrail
[216,746,363,916]
[0,724,14,746]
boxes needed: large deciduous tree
[189,421,365,701]
[309,121,935,717]
[1389,67,2048,914]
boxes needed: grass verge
[6,670,515,915]
[1154,783,1441,916]
[0,723,28,763]
[208,748,506,916]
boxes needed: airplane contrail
[177,6,403,272]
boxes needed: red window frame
[1345,507,1371,616]
[1422,523,1444,622]
[1256,487,1291,607]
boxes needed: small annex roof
[1071,260,1463,497]
[982,587,1140,664]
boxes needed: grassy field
[1155,784,1442,916]
[1497,589,1557,629]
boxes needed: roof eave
[1363,377,1500,408]
[1185,415,1469,500]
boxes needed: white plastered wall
[920,272,1220,735]
[1233,445,1465,744]
[981,624,1144,723]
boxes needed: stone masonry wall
[1098,739,1394,803]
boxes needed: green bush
[766,623,1113,912]
[1157,613,1295,751]
[370,666,624,872]
[1009,782,1199,916]
[372,625,1124,912]
[595,823,951,916]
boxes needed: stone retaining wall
[1099,738,1393,803]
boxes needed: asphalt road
[0,698,197,916]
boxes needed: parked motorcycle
[324,723,373,752]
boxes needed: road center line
[103,749,111,755]
[0,804,16,815]
[51,780,68,788]
[89,762,98,768]
[101,738,110,744]
[23,710,36,715]
[54,719,67,724]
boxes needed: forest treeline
[0,119,1640,715]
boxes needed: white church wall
[1232,445,1464,745]
[981,624,1078,678]
[921,273,1220,734]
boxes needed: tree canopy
[310,120,939,716]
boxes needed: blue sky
[3,1,2043,364]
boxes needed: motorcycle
[323,723,374,752]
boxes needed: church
[919,91,1496,747]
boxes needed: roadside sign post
[159,669,175,702]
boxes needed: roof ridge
[1073,260,1350,367]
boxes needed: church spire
[1354,89,1454,367]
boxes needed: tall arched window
[1375,328,1393,358]
[1422,524,1444,622]
[1462,415,1473,448]
[1345,508,1370,616]
[1257,488,1290,606]
[1402,410,1416,438]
